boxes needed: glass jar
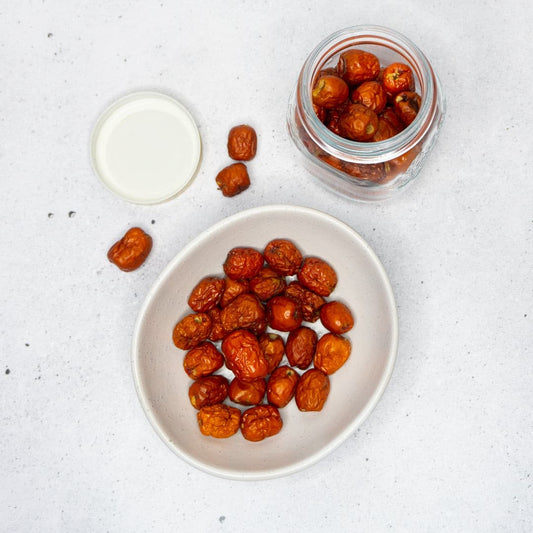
[287,25,445,201]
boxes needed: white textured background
[1,1,532,531]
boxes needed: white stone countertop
[1,1,532,531]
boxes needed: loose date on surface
[171,238,356,441]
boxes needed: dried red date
[107,227,152,272]
[188,375,229,409]
[297,257,337,297]
[172,312,212,350]
[183,341,224,379]
[188,276,226,312]
[286,326,317,370]
[266,295,303,332]
[227,125,257,161]
[267,366,299,408]
[228,377,266,406]
[240,405,283,442]
[263,238,303,276]
[197,404,241,438]
[223,247,264,280]
[221,329,269,382]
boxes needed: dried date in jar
[297,257,337,297]
[286,326,317,370]
[339,103,379,142]
[221,329,269,382]
[188,375,229,409]
[258,333,285,374]
[249,266,286,301]
[266,295,303,332]
[197,403,241,438]
[319,301,354,334]
[107,227,152,272]
[382,62,415,95]
[228,377,266,406]
[223,247,264,280]
[227,124,257,161]
[172,312,212,350]
[295,368,330,412]
[220,293,266,336]
[314,333,351,375]
[188,276,226,312]
[351,81,387,114]
[240,405,283,442]
[267,366,299,408]
[183,341,224,379]
[216,162,250,197]
[263,238,303,276]
[337,48,380,85]
[312,74,349,109]
[394,91,422,126]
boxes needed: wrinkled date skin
[240,405,283,442]
[286,326,318,370]
[284,281,326,323]
[342,160,386,182]
[107,227,152,272]
[351,81,387,114]
[382,62,415,95]
[216,162,250,197]
[319,301,355,334]
[337,49,380,85]
[380,107,404,134]
[339,103,379,142]
[267,365,299,408]
[229,377,266,406]
[258,333,285,374]
[220,293,266,336]
[295,368,331,412]
[394,91,422,126]
[173,312,212,350]
[188,276,226,313]
[373,118,397,142]
[249,267,286,301]
[266,295,303,332]
[223,247,264,280]
[227,124,257,161]
[188,375,229,409]
[220,278,249,308]
[263,238,303,276]
[207,307,226,342]
[297,257,338,297]
[314,333,352,375]
[183,341,224,379]
[221,329,269,382]
[312,74,349,109]
[197,403,241,438]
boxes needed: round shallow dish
[91,91,201,204]
[132,205,398,480]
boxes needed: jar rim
[298,25,439,162]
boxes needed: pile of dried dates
[172,238,355,442]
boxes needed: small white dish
[91,91,201,204]
[132,205,398,480]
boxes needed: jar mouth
[298,25,439,163]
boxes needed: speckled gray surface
[1,1,532,531]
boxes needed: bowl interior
[132,205,397,480]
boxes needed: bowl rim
[131,204,399,480]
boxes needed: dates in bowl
[132,205,398,480]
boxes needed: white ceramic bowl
[132,205,398,480]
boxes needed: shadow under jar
[287,25,445,201]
